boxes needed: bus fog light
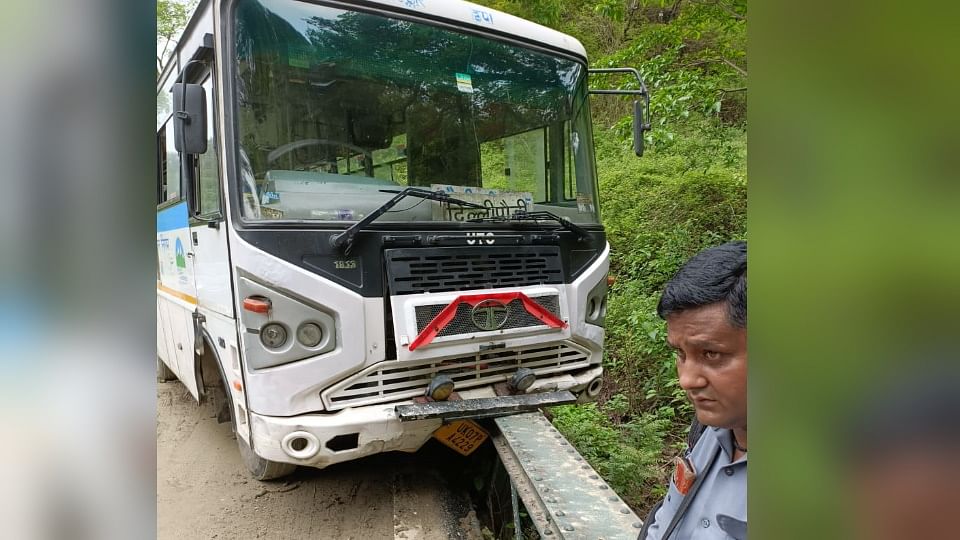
[586,377,603,398]
[281,431,320,459]
[296,322,323,348]
[260,323,288,349]
[509,368,536,392]
[426,374,455,401]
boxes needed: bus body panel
[157,201,202,401]
[199,308,252,443]
[157,301,174,372]
[157,292,201,400]
[564,242,610,344]
[228,232,387,416]
[191,225,233,318]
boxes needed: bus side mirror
[172,83,207,155]
[587,68,651,158]
[633,100,646,157]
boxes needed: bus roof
[361,0,588,60]
[161,0,587,86]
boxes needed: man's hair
[657,240,747,327]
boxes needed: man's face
[666,302,747,430]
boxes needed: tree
[157,0,196,74]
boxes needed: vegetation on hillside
[473,0,747,514]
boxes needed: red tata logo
[470,299,510,331]
[408,292,566,351]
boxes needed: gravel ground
[157,381,484,539]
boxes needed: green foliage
[469,0,747,516]
[551,403,672,504]
[478,0,565,28]
[156,0,190,42]
[157,0,197,72]
[597,121,746,285]
[473,0,747,135]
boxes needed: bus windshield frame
[229,0,601,227]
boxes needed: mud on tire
[237,436,297,481]
[217,378,296,481]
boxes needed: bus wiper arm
[468,210,590,241]
[330,187,485,253]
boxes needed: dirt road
[157,382,484,539]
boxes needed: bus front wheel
[237,435,297,481]
[212,359,296,480]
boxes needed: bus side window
[197,76,220,216]
[158,118,181,204]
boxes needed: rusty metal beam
[395,391,577,422]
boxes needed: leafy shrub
[551,403,672,505]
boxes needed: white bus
[157,0,649,480]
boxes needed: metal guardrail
[492,412,644,539]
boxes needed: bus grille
[321,342,591,410]
[384,246,563,295]
[414,295,561,338]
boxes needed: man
[641,240,747,540]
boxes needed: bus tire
[238,435,297,481]
[221,377,296,481]
[157,356,177,382]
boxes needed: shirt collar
[712,427,748,463]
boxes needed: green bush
[551,403,672,505]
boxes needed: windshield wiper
[330,187,486,253]
[467,210,590,241]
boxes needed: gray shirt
[644,427,747,540]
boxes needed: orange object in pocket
[673,456,697,495]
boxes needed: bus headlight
[296,322,323,348]
[238,277,338,370]
[585,275,609,327]
[260,323,288,349]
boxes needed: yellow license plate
[432,419,489,456]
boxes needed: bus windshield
[234,0,600,225]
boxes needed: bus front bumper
[247,366,601,469]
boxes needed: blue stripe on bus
[157,202,189,232]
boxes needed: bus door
[189,73,233,320]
